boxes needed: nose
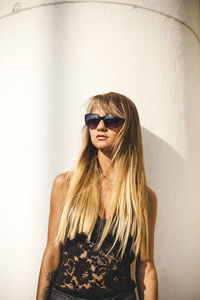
[97,119,106,130]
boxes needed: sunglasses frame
[85,113,125,130]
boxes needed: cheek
[89,130,95,141]
[111,127,121,136]
[109,132,118,141]
[109,129,121,141]
[113,126,122,136]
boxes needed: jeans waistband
[50,287,136,300]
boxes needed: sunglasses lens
[105,117,124,130]
[85,115,100,129]
[88,119,100,129]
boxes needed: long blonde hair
[55,92,149,261]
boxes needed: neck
[97,149,113,178]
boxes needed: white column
[0,1,199,299]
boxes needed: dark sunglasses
[85,113,125,130]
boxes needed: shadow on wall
[140,127,199,300]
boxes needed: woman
[36,92,158,300]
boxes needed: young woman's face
[89,105,123,151]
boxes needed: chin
[93,142,111,148]
[95,144,112,152]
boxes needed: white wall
[0,1,200,299]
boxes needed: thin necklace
[96,165,113,182]
[102,172,112,181]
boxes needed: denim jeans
[50,287,137,300]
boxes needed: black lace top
[53,215,136,299]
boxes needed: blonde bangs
[86,93,126,119]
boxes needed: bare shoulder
[54,171,72,191]
[145,185,157,222]
[145,185,157,199]
[54,171,73,185]
[146,185,157,207]
[50,171,73,208]
[46,171,72,250]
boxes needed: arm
[136,187,158,300]
[36,172,71,300]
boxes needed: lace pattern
[53,216,136,298]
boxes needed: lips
[97,135,107,138]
